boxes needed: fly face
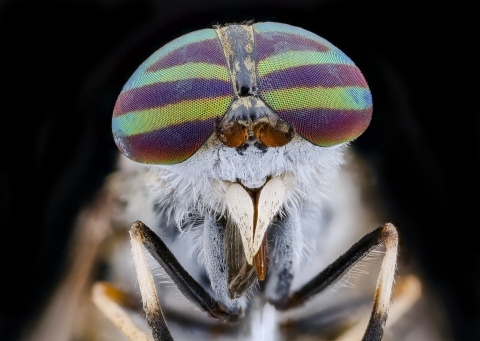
[112,21,371,294]
[106,22,401,341]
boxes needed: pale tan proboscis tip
[225,177,287,264]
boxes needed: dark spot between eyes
[254,141,268,153]
[236,144,248,155]
[239,85,253,97]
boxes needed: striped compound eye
[112,29,233,165]
[254,22,372,147]
[112,22,372,165]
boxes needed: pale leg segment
[96,221,398,341]
[92,281,153,341]
[272,223,398,341]
[130,223,173,341]
[129,221,247,341]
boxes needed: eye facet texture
[112,23,373,165]
[112,29,233,164]
[254,22,372,146]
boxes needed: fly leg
[271,223,398,341]
[129,221,243,341]
[92,281,152,341]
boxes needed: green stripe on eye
[261,86,372,111]
[257,50,354,77]
[112,96,232,137]
[122,29,218,92]
[127,63,230,89]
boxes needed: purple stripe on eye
[117,118,217,164]
[276,107,372,145]
[147,39,227,72]
[113,78,232,116]
[255,32,330,60]
[258,64,368,91]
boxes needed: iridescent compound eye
[254,22,372,146]
[112,29,233,165]
[112,22,372,165]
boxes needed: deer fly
[79,21,421,341]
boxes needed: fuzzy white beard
[146,133,348,230]
[112,134,367,330]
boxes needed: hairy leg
[272,223,398,341]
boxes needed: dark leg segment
[130,221,242,341]
[272,223,398,341]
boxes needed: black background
[0,1,476,340]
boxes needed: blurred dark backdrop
[0,1,476,340]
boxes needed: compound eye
[112,29,233,165]
[254,22,372,146]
